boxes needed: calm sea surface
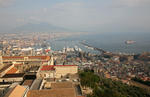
[48,32,150,54]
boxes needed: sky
[0,0,150,33]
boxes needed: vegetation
[132,77,150,86]
[79,70,150,97]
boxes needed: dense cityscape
[0,32,149,97]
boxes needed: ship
[125,40,136,44]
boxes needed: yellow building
[55,65,78,78]
[37,65,78,79]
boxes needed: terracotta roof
[6,67,18,74]
[3,56,24,59]
[28,56,50,60]
[45,49,51,52]
[4,85,26,97]
[14,64,23,66]
[2,56,50,61]
[0,64,11,73]
[40,65,54,71]
[45,56,50,61]
[27,88,76,97]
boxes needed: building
[6,67,19,74]
[0,73,25,82]
[37,65,55,79]
[51,82,74,89]
[27,88,76,97]
[2,56,52,65]
[27,82,77,97]
[0,63,19,78]
[0,64,14,77]
[4,85,29,97]
[0,56,3,65]
[55,65,78,78]
[37,65,78,79]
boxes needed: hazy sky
[0,0,150,33]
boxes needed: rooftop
[6,67,18,74]
[27,88,76,97]
[28,56,50,61]
[51,82,73,89]
[4,85,27,97]
[2,56,24,59]
[2,56,50,61]
[55,65,77,67]
[14,64,23,66]
[40,65,77,71]
[22,80,34,87]
[2,73,25,78]
[0,64,11,73]
[40,65,55,71]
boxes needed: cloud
[0,0,16,7]
[38,2,87,26]
[114,0,150,7]
[43,8,47,13]
[0,0,150,33]
[16,18,25,23]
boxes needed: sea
[48,32,150,54]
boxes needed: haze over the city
[0,0,150,33]
[1,1,150,97]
